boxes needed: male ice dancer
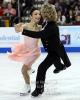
[21,3,71,97]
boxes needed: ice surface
[0,53,80,100]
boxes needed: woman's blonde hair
[41,3,57,22]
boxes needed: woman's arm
[22,29,44,38]
[14,23,27,33]
[14,23,23,33]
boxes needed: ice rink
[0,53,80,100]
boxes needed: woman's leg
[21,64,30,84]
[20,64,31,95]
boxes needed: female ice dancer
[21,3,71,97]
[8,8,41,95]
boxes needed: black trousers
[36,53,64,89]
[36,45,71,89]
[56,43,71,67]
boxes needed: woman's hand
[14,23,24,33]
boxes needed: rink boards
[0,26,80,53]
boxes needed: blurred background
[0,0,80,27]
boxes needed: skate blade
[20,91,31,96]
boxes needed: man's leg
[52,51,66,73]
[31,54,54,97]
[57,43,71,67]
[53,59,66,73]
[31,53,66,97]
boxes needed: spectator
[57,10,66,25]
[73,6,80,16]
[3,2,16,17]
[3,2,16,26]
[66,9,75,24]
[73,13,80,25]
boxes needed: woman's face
[31,10,41,24]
